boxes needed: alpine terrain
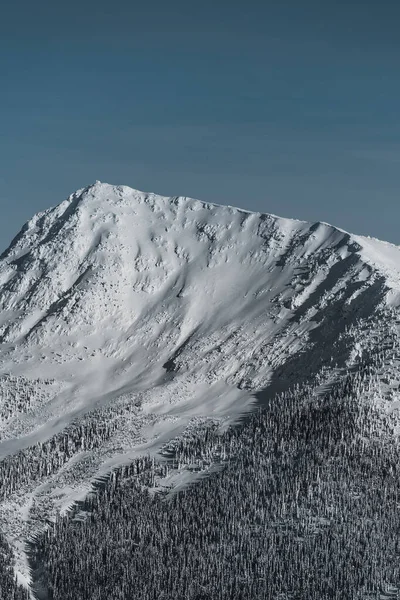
[1,181,400,599]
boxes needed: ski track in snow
[1,181,400,585]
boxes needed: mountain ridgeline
[0,182,400,598]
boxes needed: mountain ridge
[3,180,400,297]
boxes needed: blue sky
[1,0,399,249]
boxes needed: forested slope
[29,364,400,600]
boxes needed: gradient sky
[1,0,399,250]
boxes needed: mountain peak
[0,182,399,430]
[1,182,400,582]
[3,183,400,295]
[57,183,400,295]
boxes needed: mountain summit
[1,182,400,442]
[1,182,400,582]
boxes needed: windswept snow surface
[1,181,400,582]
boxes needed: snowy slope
[1,181,400,582]
[1,181,400,448]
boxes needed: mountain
[1,181,400,590]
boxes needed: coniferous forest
[0,533,29,599]
[20,366,400,600]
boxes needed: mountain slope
[1,181,400,584]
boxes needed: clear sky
[1,0,399,250]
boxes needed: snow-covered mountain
[1,181,400,583]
